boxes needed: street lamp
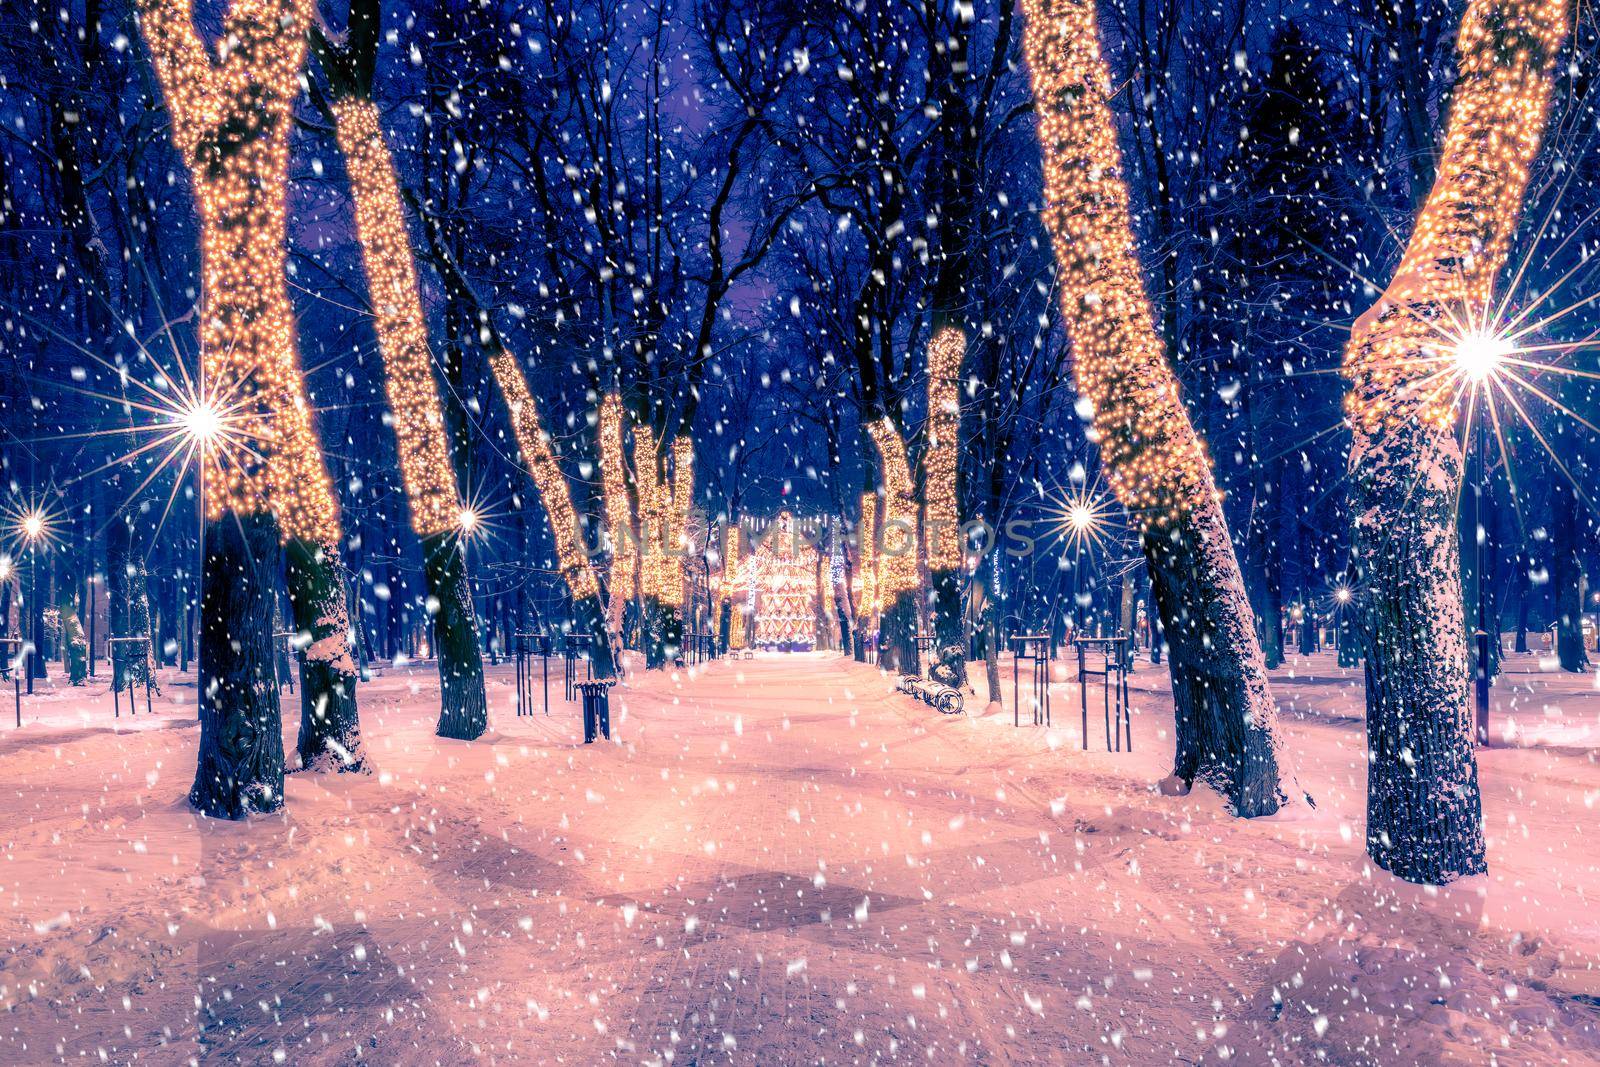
[17,511,48,695]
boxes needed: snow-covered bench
[897,674,963,715]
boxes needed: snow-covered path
[3,651,1599,1064]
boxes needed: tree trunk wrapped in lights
[717,519,742,652]
[490,353,616,679]
[599,394,637,641]
[140,0,360,810]
[1342,0,1565,883]
[1019,0,1288,815]
[307,2,485,742]
[631,420,669,668]
[868,419,920,675]
[853,490,878,662]
[925,327,966,687]
[660,437,694,662]
[329,96,488,741]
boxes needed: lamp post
[19,512,45,695]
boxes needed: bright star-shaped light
[457,507,480,533]
[1453,330,1515,383]
[178,399,224,447]
[1334,586,1352,605]
[20,512,45,542]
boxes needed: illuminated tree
[924,328,965,687]
[310,2,487,741]
[140,0,362,811]
[717,518,743,652]
[1019,0,1288,815]
[599,394,638,636]
[1343,0,1566,883]
[852,490,878,661]
[490,354,616,679]
[868,419,920,675]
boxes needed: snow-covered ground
[2,649,1599,1064]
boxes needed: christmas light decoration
[1018,0,1220,525]
[856,490,878,618]
[489,353,601,601]
[924,327,965,571]
[1019,0,1288,815]
[138,0,339,545]
[751,512,819,650]
[867,419,918,597]
[598,393,636,616]
[632,421,670,603]
[334,98,460,538]
[1342,0,1565,884]
[1346,0,1565,445]
[661,437,694,609]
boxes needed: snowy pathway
[2,651,1599,1063]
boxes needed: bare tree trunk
[1342,0,1564,883]
[1019,0,1289,814]
[426,532,488,741]
[190,513,284,818]
[285,538,365,770]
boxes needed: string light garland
[867,419,918,597]
[489,352,600,601]
[598,394,636,616]
[138,0,338,544]
[333,98,459,537]
[1017,0,1218,528]
[925,327,965,571]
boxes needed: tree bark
[190,513,284,818]
[424,531,488,741]
[1552,478,1588,672]
[284,538,365,771]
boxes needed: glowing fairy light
[1334,586,1352,605]
[0,556,11,581]
[488,353,601,601]
[335,98,461,538]
[1044,486,1116,553]
[867,419,918,598]
[631,420,668,602]
[660,437,694,610]
[1453,330,1516,385]
[1345,0,1566,443]
[925,327,964,572]
[139,0,340,544]
[456,507,480,534]
[178,398,224,448]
